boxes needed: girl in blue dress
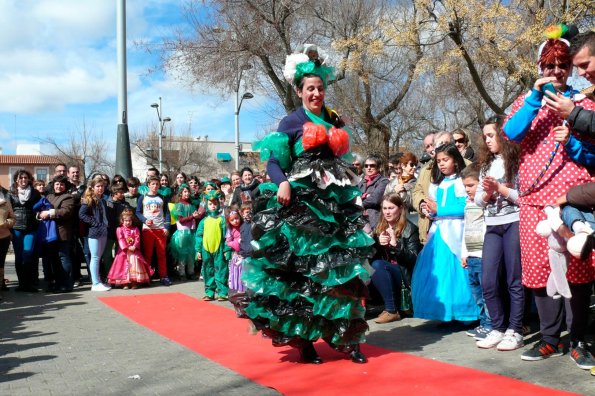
[411,144,479,322]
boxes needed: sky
[0,0,272,155]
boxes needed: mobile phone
[542,82,557,95]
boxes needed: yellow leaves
[332,30,385,74]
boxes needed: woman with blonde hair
[79,177,111,291]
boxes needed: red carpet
[99,293,576,396]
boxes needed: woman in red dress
[503,26,595,369]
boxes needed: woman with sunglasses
[503,26,595,367]
[452,129,475,162]
[358,155,390,230]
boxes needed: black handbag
[398,265,413,313]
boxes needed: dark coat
[566,182,595,215]
[79,199,109,239]
[46,192,75,241]
[358,174,390,230]
[374,221,422,285]
[105,197,131,239]
[9,187,41,233]
[568,106,595,138]
[239,220,253,258]
[231,179,261,208]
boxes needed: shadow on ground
[0,287,87,383]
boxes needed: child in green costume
[195,190,230,301]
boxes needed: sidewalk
[1,254,593,395]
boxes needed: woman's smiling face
[297,76,325,116]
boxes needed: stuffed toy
[535,214,571,299]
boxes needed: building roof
[0,155,61,165]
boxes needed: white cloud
[0,0,275,157]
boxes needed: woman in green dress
[233,45,374,364]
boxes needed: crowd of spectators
[0,28,594,376]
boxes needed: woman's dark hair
[111,174,125,186]
[175,172,187,185]
[296,73,323,90]
[127,176,140,188]
[431,144,466,184]
[52,175,69,185]
[375,193,408,239]
[364,155,382,171]
[240,167,254,177]
[12,169,33,189]
[477,115,520,184]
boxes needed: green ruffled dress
[233,109,374,351]
[169,201,197,265]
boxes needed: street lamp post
[234,64,254,170]
[150,97,171,174]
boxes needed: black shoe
[299,342,322,364]
[16,286,39,293]
[580,233,594,261]
[349,345,367,364]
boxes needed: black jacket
[239,220,253,258]
[374,221,422,283]
[9,187,41,232]
[231,180,260,208]
[568,106,595,138]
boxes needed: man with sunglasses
[544,31,595,137]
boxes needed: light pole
[150,97,171,174]
[234,64,253,170]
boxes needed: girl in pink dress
[107,208,154,289]
[225,209,244,293]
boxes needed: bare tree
[131,124,216,178]
[38,119,113,181]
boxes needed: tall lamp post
[150,97,171,174]
[234,64,254,170]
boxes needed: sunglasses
[543,63,569,70]
[454,138,466,144]
[364,164,377,168]
[353,163,361,167]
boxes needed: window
[35,167,49,182]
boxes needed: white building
[131,136,262,180]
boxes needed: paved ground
[1,255,594,396]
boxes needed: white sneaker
[476,329,504,349]
[496,329,524,351]
[91,283,111,292]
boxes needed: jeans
[12,230,36,288]
[482,222,524,333]
[466,256,492,330]
[561,205,595,231]
[371,259,403,313]
[88,236,107,286]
